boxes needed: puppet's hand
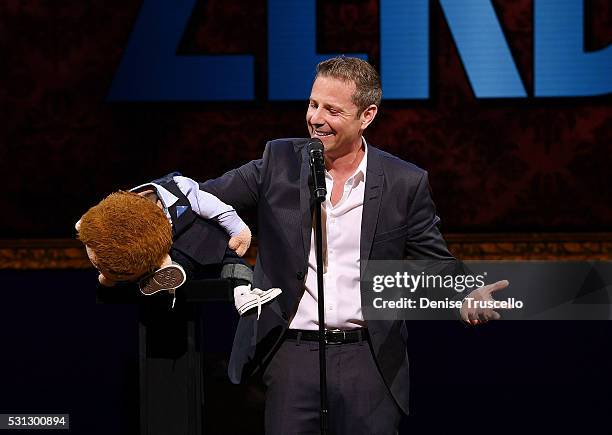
[98,273,116,287]
[229,225,252,257]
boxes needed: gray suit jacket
[202,138,455,414]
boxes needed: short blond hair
[315,56,382,113]
[77,191,172,278]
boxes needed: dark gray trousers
[262,336,402,435]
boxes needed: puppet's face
[85,245,144,283]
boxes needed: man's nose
[309,107,324,126]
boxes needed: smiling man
[307,72,377,158]
[202,56,506,434]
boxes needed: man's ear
[360,104,378,130]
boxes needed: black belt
[285,328,368,345]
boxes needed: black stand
[313,199,329,435]
[97,278,232,435]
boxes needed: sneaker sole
[139,264,186,295]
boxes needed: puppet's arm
[174,175,252,256]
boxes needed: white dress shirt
[289,140,368,330]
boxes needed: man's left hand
[460,280,510,325]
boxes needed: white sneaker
[234,285,282,319]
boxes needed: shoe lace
[251,288,265,319]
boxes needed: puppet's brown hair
[77,191,172,277]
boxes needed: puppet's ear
[135,189,163,209]
[75,219,81,231]
[160,254,173,268]
[98,273,116,287]
[135,189,157,200]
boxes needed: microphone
[307,138,327,202]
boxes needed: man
[202,57,507,434]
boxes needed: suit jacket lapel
[299,145,313,265]
[361,146,384,262]
[299,142,383,263]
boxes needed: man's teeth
[315,131,333,136]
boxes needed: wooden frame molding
[445,233,612,260]
[0,239,92,269]
[1,233,611,270]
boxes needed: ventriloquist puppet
[76,172,280,317]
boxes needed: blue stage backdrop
[0,0,610,238]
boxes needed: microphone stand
[308,138,329,434]
[313,191,328,435]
